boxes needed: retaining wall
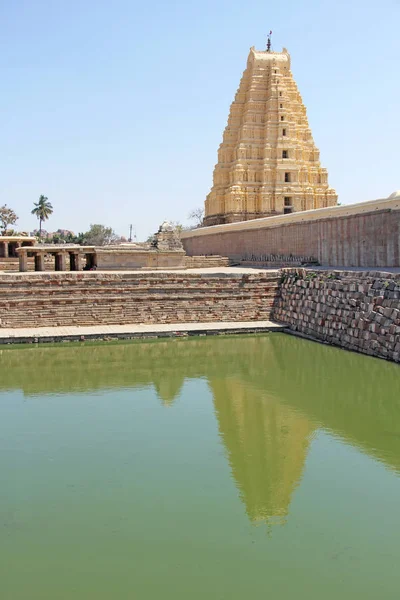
[273,269,400,363]
[0,271,279,328]
[1,268,400,364]
[181,197,400,268]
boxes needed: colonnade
[16,246,96,272]
[0,237,36,258]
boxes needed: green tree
[0,204,18,234]
[74,232,85,245]
[51,233,62,244]
[31,195,53,237]
[81,224,118,246]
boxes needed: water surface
[1,334,399,599]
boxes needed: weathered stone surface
[3,267,400,364]
[183,196,400,268]
[95,248,186,270]
[0,271,280,329]
[151,221,184,251]
[273,269,400,363]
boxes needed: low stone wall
[184,255,231,268]
[95,249,186,270]
[0,271,279,328]
[273,269,400,363]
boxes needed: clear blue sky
[1,0,399,240]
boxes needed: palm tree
[31,195,53,238]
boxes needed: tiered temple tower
[204,44,337,226]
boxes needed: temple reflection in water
[212,377,313,524]
[1,335,399,526]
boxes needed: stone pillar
[69,252,83,271]
[34,253,45,272]
[3,242,9,258]
[75,253,83,271]
[19,251,28,272]
[55,252,67,271]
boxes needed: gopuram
[204,39,337,226]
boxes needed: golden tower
[204,42,337,226]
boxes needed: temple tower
[204,44,337,226]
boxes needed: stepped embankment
[0,270,279,329]
[1,267,399,364]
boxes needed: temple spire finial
[267,30,272,52]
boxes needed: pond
[1,334,399,599]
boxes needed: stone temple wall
[0,272,279,328]
[273,269,400,363]
[182,197,400,268]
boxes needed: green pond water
[1,333,400,600]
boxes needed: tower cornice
[249,46,291,68]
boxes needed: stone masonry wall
[273,269,400,363]
[182,198,400,268]
[2,268,400,365]
[0,272,279,328]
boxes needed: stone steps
[184,255,231,268]
[0,272,280,328]
[0,285,279,299]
